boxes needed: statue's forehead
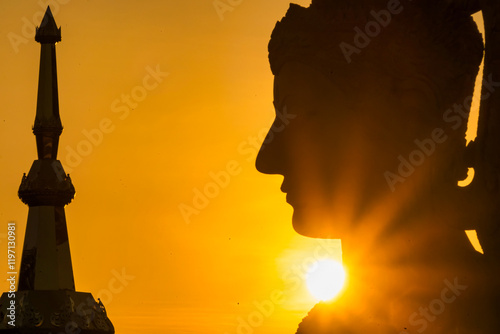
[273,61,347,108]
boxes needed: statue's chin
[291,209,342,239]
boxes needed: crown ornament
[268,0,483,91]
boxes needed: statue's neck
[340,198,478,271]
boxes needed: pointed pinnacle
[35,6,61,43]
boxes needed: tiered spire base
[0,290,114,333]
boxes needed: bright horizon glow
[305,259,346,302]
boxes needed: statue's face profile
[256,61,444,239]
[256,3,495,332]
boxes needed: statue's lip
[281,182,296,206]
[280,179,290,193]
[281,180,305,207]
[285,192,305,208]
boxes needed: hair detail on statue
[269,1,483,96]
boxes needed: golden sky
[0,1,338,333]
[0,1,485,333]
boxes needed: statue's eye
[399,89,427,109]
[309,109,319,116]
[395,79,437,110]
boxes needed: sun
[305,259,346,302]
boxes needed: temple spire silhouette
[0,7,114,333]
[17,5,74,291]
[33,5,63,161]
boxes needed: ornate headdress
[268,0,484,186]
[269,0,483,104]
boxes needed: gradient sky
[0,1,484,333]
[0,1,337,333]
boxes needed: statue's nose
[255,124,287,176]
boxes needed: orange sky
[0,1,336,333]
[0,2,485,333]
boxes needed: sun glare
[306,259,346,302]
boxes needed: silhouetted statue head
[257,0,483,240]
